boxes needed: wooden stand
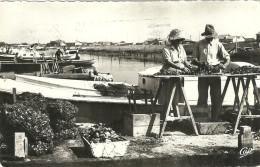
[153,77,199,137]
[216,74,260,134]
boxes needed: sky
[0,1,260,44]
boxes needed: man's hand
[207,65,214,70]
[191,59,202,67]
[181,67,191,73]
[218,63,226,69]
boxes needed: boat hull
[0,59,96,72]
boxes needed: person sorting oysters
[192,24,230,121]
[159,29,193,110]
[160,29,192,75]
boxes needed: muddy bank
[79,43,259,64]
[79,44,194,63]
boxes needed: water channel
[81,54,161,85]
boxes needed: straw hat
[168,29,185,41]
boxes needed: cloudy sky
[0,1,260,43]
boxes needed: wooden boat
[15,59,96,66]
[0,74,132,103]
[0,49,80,61]
[0,54,17,61]
[0,59,96,72]
[40,72,113,81]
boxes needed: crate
[123,112,160,137]
[81,136,129,158]
[196,122,229,135]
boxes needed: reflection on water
[81,54,160,85]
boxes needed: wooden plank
[241,115,260,118]
[166,116,191,121]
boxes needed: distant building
[66,41,83,49]
[116,41,133,46]
[144,38,161,45]
[218,34,230,43]
[47,40,66,47]
[75,41,83,47]
[91,42,101,46]
[244,38,256,43]
[218,34,245,43]
[98,42,112,46]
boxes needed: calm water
[81,54,160,85]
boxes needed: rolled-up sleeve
[219,43,230,60]
[162,48,171,63]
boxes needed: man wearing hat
[192,24,230,121]
[161,29,191,74]
[159,29,192,108]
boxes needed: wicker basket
[81,136,129,158]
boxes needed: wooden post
[40,64,43,75]
[15,132,28,158]
[238,126,253,150]
[12,88,17,103]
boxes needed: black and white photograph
[0,1,260,166]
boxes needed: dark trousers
[197,77,221,119]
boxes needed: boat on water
[41,72,113,81]
[0,48,80,61]
[0,74,132,103]
[0,59,96,72]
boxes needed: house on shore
[218,34,245,43]
[66,41,83,49]
[257,32,260,42]
[257,31,260,47]
[244,38,256,43]
[47,40,66,48]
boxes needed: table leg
[232,77,240,111]
[216,76,231,120]
[180,78,199,135]
[252,76,260,104]
[153,79,163,105]
[240,77,250,114]
[233,77,251,135]
[159,79,177,138]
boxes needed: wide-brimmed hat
[168,29,185,41]
[201,24,218,38]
